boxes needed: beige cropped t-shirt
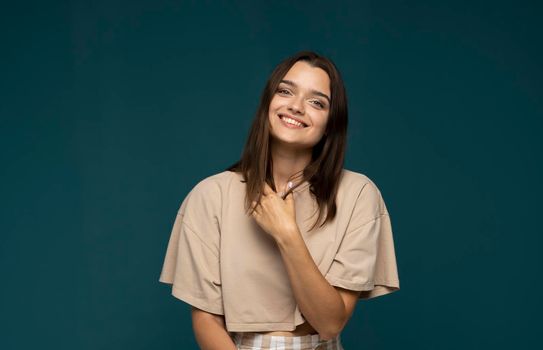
[158,168,400,332]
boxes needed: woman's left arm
[251,183,358,340]
[275,227,355,340]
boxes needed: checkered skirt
[232,332,344,350]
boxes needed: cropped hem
[226,322,299,332]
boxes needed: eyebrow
[279,79,331,104]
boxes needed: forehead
[282,61,331,96]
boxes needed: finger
[262,182,273,196]
[285,191,293,201]
[264,182,279,197]
[251,200,261,215]
[284,191,294,205]
[251,200,259,211]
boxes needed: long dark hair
[225,50,348,232]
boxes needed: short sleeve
[158,179,224,315]
[324,180,400,299]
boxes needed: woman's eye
[312,100,325,108]
[277,88,325,108]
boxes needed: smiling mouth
[278,114,308,128]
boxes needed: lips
[278,113,308,127]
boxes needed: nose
[287,95,305,115]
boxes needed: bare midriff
[256,322,317,336]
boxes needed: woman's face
[268,61,331,150]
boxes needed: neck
[270,138,312,192]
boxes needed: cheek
[268,97,281,112]
[313,114,329,133]
[268,98,283,124]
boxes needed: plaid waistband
[232,332,343,350]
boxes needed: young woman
[159,51,400,350]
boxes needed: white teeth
[280,115,305,127]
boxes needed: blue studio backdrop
[1,1,541,349]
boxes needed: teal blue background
[1,1,541,349]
